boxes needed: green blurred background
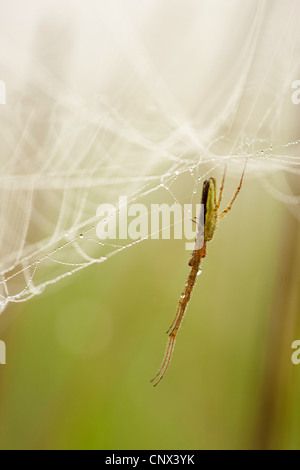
[1,0,300,451]
[0,173,299,450]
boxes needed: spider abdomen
[202,177,217,241]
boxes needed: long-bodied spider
[151,160,247,387]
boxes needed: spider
[151,160,247,387]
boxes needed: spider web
[0,0,300,313]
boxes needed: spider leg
[215,164,227,211]
[151,334,176,387]
[151,249,204,386]
[166,249,202,335]
[166,293,186,335]
[217,159,247,221]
